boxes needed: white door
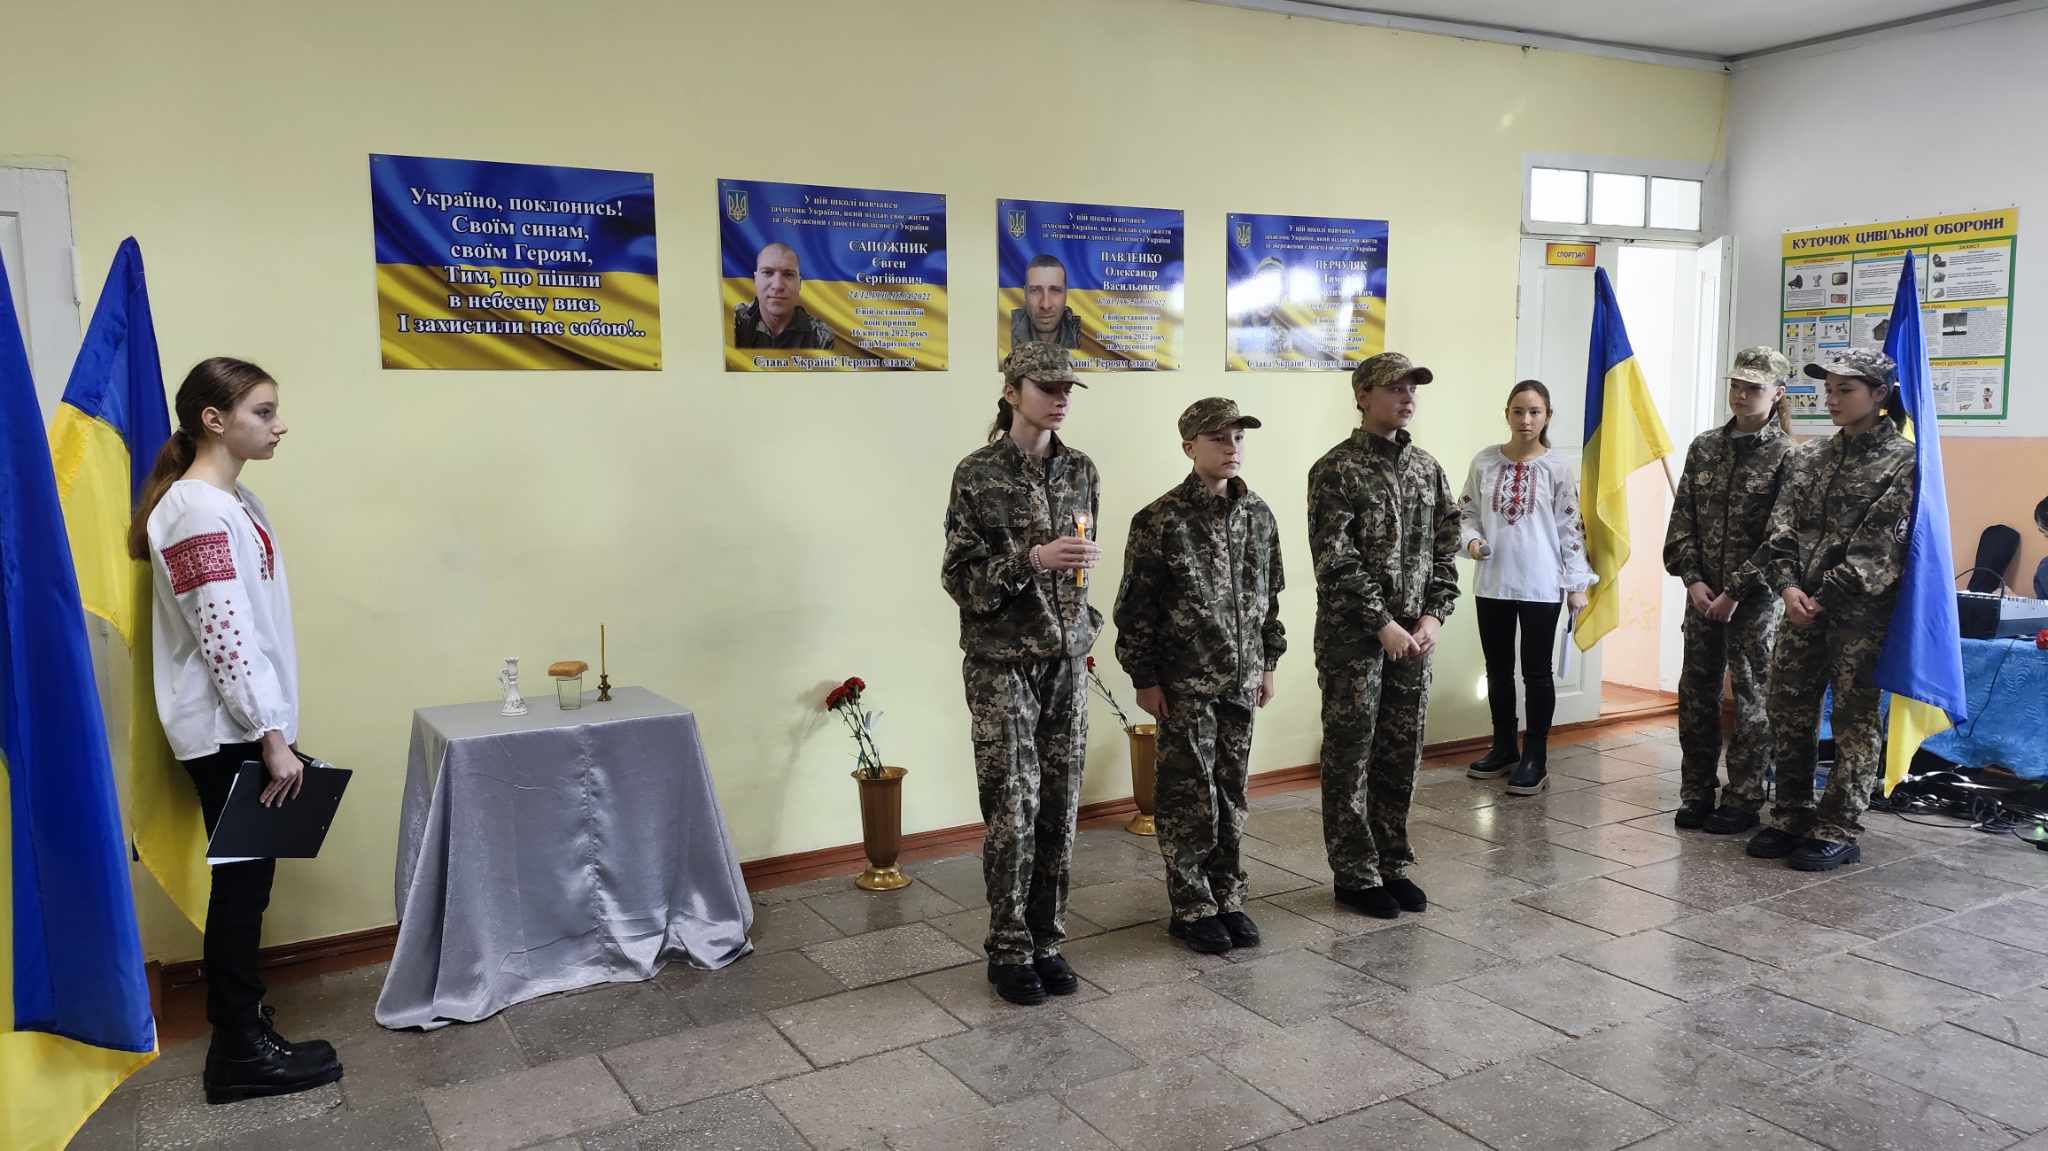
[0,166,82,420]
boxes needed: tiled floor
[71,716,2048,1150]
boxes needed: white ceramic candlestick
[499,656,528,717]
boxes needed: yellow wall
[5,0,1726,960]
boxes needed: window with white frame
[1526,161,1704,236]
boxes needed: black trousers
[185,742,277,1029]
[1476,597,1564,740]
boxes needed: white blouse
[147,480,299,762]
[1458,445,1598,602]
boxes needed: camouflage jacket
[1009,307,1081,351]
[734,300,838,350]
[1307,428,1462,671]
[1758,420,1917,614]
[942,433,1103,661]
[1664,417,1795,602]
[1112,474,1286,704]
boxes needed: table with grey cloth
[375,687,752,1029]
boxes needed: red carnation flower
[825,684,849,710]
[1086,656,1096,671]
[2037,628,2047,651]
[845,676,866,693]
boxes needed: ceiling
[1207,0,2000,59]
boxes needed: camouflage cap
[1804,347,1897,387]
[1002,341,1086,388]
[1178,397,1263,440]
[1351,351,1434,391]
[1727,345,1792,387]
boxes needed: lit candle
[1072,512,1090,588]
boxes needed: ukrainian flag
[1577,267,1674,652]
[48,240,210,932]
[1,247,157,1150]
[1874,250,1966,793]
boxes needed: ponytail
[986,395,1015,443]
[127,431,198,559]
[126,357,276,560]
[1880,384,1909,431]
[1770,393,1793,435]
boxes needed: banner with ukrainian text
[372,153,660,370]
[997,199,1183,371]
[719,179,947,372]
[1225,213,1388,371]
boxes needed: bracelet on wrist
[1028,545,1045,574]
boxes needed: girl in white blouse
[127,358,340,1104]
[1458,380,1595,796]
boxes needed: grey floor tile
[1070,980,1283,1062]
[67,1082,137,1151]
[1599,741,1687,773]
[666,949,847,1024]
[1323,924,1507,990]
[1741,1066,2022,1151]
[1660,905,1871,968]
[1406,1058,1670,1151]
[1651,985,1890,1074]
[1566,931,1772,1001]
[1061,1055,1300,1151]
[1539,792,1665,829]
[336,1014,527,1108]
[1957,986,2048,1057]
[768,982,964,1066]
[1603,857,1777,912]
[420,1056,634,1151]
[503,979,698,1064]
[802,923,978,989]
[911,959,1106,1027]
[1394,858,1542,911]
[1256,1098,1485,1151]
[1762,951,1992,1032]
[803,881,966,936]
[1066,839,1171,887]
[1592,775,1685,813]
[887,1093,1116,1151]
[1338,984,1568,1077]
[263,962,391,1043]
[1548,824,1685,868]
[1218,1015,1441,1123]
[1199,949,1396,1027]
[601,1015,810,1111]
[1066,878,1172,931]
[1239,839,1337,884]
[1759,878,1952,937]
[1250,789,1317,811]
[1857,923,2048,996]
[1946,897,2048,954]
[122,1037,207,1089]
[195,1098,436,1151]
[1412,775,1514,811]
[1266,885,1411,934]
[1852,1023,2048,1132]
[1415,803,1582,847]
[1465,842,1629,887]
[922,1009,1139,1103]
[1242,858,1323,900]
[927,906,1107,956]
[1458,956,1681,1037]
[1517,877,1690,936]
[579,1088,809,1151]
[1551,753,1667,785]
[1056,923,1230,994]
[761,1047,984,1151]
[134,1077,341,1151]
[1246,807,1332,851]
[1405,820,1498,860]
[1937,841,2048,888]
[751,899,847,954]
[910,854,994,909]
[1867,812,1987,847]
[1533,1020,1781,1123]
[752,873,863,905]
[1222,902,1344,959]
[1425,902,1612,962]
[1619,1105,1827,1150]
[1838,856,2031,911]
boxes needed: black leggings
[1476,597,1564,740]
[185,742,277,1029]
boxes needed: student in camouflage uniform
[1663,346,1798,834]
[1749,348,1916,871]
[1114,398,1286,955]
[1308,352,1463,918]
[940,341,1102,1005]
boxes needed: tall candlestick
[601,624,607,674]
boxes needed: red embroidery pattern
[244,509,276,581]
[199,596,251,685]
[162,532,236,594]
[1491,460,1534,526]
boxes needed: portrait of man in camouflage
[1307,351,1462,919]
[734,241,838,350]
[1113,397,1285,954]
[1009,253,1081,351]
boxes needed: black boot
[259,1004,337,1070]
[1467,732,1521,780]
[1674,790,1717,830]
[1506,735,1549,796]
[203,1016,344,1105]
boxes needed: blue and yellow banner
[1577,267,1674,652]
[1224,213,1388,371]
[719,179,948,372]
[997,199,1183,371]
[371,154,660,370]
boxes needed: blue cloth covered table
[1820,637,2048,778]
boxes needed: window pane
[1650,177,1703,230]
[1591,172,1646,227]
[1529,168,1587,224]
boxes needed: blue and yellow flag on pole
[1875,250,1966,794]
[1,247,157,1150]
[49,240,211,931]
[1577,267,1674,651]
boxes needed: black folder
[203,756,352,861]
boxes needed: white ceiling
[1225,0,1991,58]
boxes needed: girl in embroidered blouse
[1457,380,1596,796]
[127,358,341,1104]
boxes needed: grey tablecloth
[375,687,751,1029]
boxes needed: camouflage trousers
[1153,694,1255,924]
[1319,649,1431,889]
[1676,597,1781,810]
[963,655,1088,965]
[1765,604,1889,845]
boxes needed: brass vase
[853,766,912,891]
[1125,724,1158,836]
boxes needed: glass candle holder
[555,675,584,710]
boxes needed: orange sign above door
[1545,243,1596,268]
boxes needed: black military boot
[1703,805,1760,835]
[259,1004,337,1071]
[1745,825,1805,858]
[1384,874,1428,913]
[1674,789,1716,830]
[987,961,1049,1005]
[1467,728,1520,780]
[1333,884,1399,919]
[1169,916,1234,954]
[1217,910,1261,948]
[1788,838,1861,872]
[1033,953,1080,996]
[203,1015,344,1105]
[1506,734,1549,796]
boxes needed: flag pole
[1659,455,1676,495]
